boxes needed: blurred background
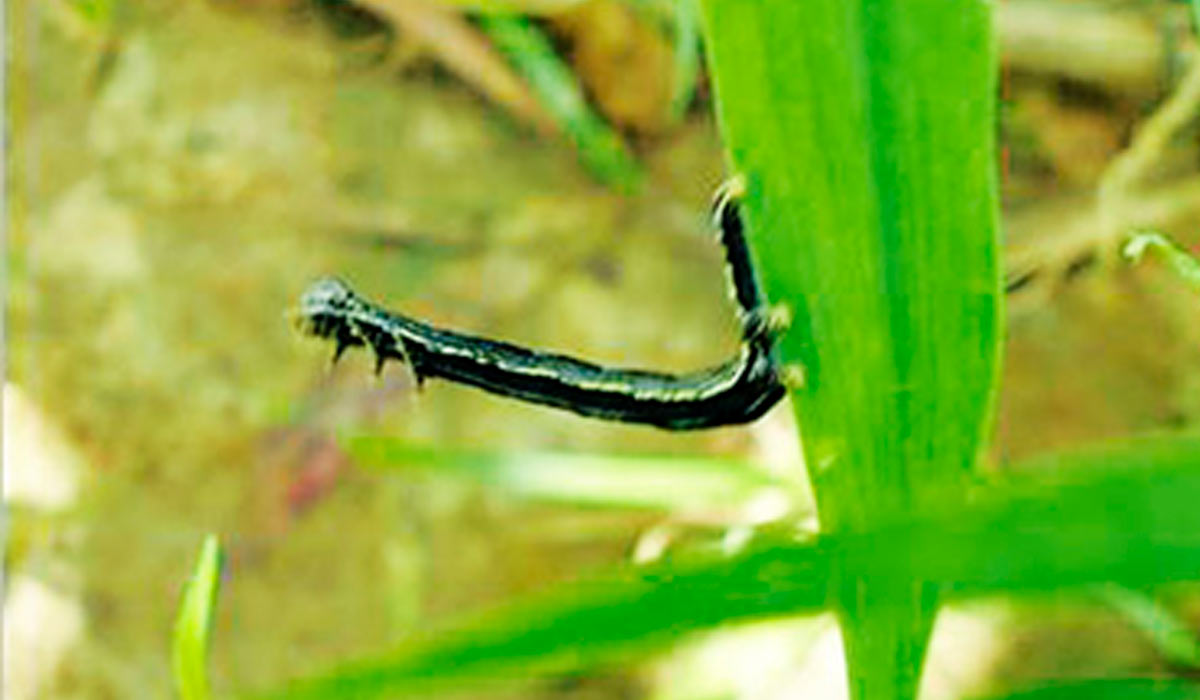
[8,0,1200,697]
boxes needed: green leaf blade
[698,2,1000,698]
[848,435,1200,596]
[259,436,1200,698]
[173,534,223,700]
[255,538,833,699]
[344,436,800,514]
[698,0,1000,521]
[480,14,643,190]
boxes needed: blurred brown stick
[1005,175,1200,309]
[1098,56,1200,245]
[998,0,1177,96]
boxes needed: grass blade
[172,535,223,700]
[258,436,1200,697]
[253,536,833,699]
[698,2,1000,697]
[848,435,1200,595]
[697,0,1000,524]
[344,435,800,515]
[479,14,642,190]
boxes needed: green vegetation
[13,0,1200,697]
[703,3,998,697]
[176,2,1200,698]
[480,14,643,190]
[173,535,223,700]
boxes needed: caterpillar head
[300,275,357,311]
[294,277,368,362]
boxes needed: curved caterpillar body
[297,180,788,430]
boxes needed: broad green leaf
[172,535,223,700]
[698,0,1000,526]
[698,2,1000,698]
[479,14,642,190]
[344,436,802,516]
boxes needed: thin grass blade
[172,535,223,700]
[344,435,802,515]
[480,14,642,190]
[252,536,833,699]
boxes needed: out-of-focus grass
[667,0,700,121]
[480,13,643,190]
[1098,586,1200,670]
[345,436,806,516]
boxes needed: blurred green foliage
[480,13,643,190]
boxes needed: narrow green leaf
[172,535,223,700]
[849,436,1200,596]
[1124,230,1200,292]
[479,14,642,190]
[344,436,800,515]
[1005,432,1200,474]
[258,440,1200,698]
[253,536,833,699]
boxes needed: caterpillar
[296,178,788,430]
